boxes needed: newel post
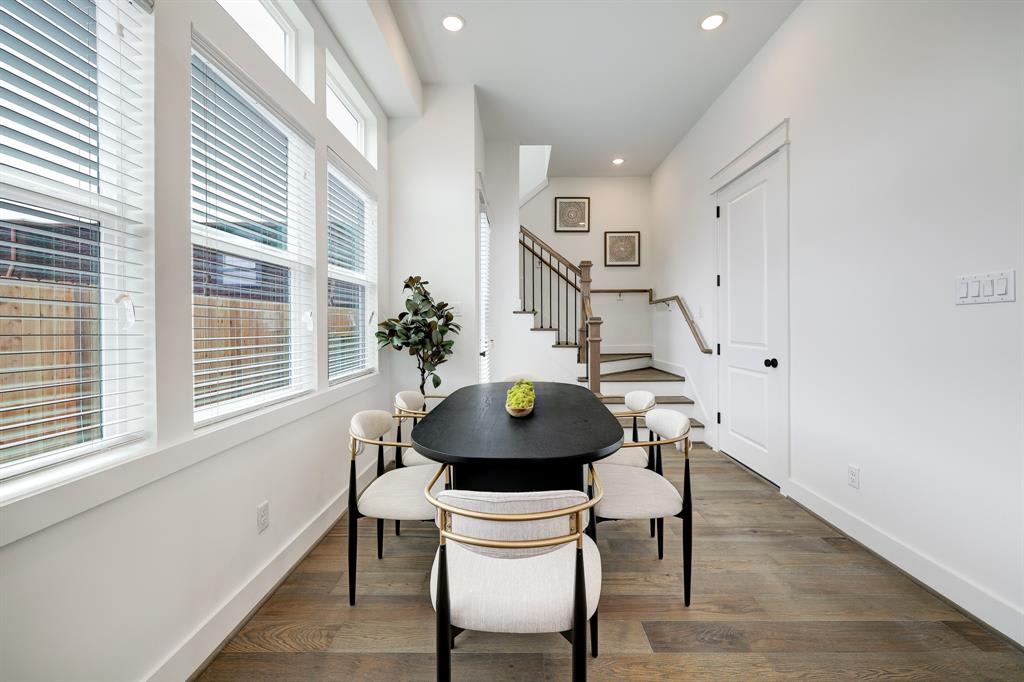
[579,260,592,366]
[587,316,602,395]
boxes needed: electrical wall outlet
[256,501,270,534]
[847,466,860,490]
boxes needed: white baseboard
[783,478,1024,647]
[146,455,388,681]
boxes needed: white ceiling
[390,0,799,176]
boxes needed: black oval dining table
[411,382,623,492]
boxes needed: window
[190,50,315,424]
[326,161,376,382]
[217,0,291,78]
[478,204,491,383]
[0,0,151,477]
[326,83,362,155]
[326,52,377,166]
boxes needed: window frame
[325,157,378,385]
[188,47,317,427]
[0,0,153,481]
[325,51,378,167]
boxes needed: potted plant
[376,276,460,394]
[505,379,535,418]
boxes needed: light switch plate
[956,270,1015,305]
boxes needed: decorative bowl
[505,403,534,418]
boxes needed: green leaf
[431,374,442,388]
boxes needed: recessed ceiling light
[442,15,464,32]
[612,158,625,166]
[701,13,725,31]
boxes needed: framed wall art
[604,231,640,266]
[554,197,590,232]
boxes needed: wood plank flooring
[198,444,1024,681]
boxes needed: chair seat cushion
[358,465,441,521]
[595,463,682,519]
[430,536,601,634]
[601,446,649,468]
[400,448,436,466]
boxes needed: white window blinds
[326,161,376,382]
[190,49,315,424]
[0,0,151,477]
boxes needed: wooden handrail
[590,289,712,355]
[520,225,581,275]
[519,238,581,292]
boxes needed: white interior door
[716,148,789,485]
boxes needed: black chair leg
[436,545,451,682]
[656,517,664,560]
[589,609,599,658]
[347,460,358,606]
[376,518,384,560]
[683,458,693,606]
[650,518,656,538]
[395,520,401,536]
[572,546,587,682]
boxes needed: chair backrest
[646,408,690,451]
[394,390,425,413]
[350,410,393,455]
[436,488,587,559]
[624,390,656,412]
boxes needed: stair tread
[530,327,558,331]
[580,367,685,382]
[512,310,536,314]
[600,352,652,362]
[600,394,694,405]
[553,343,580,348]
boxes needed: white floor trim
[146,455,389,681]
[783,478,1024,647]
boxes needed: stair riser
[584,380,688,396]
[597,356,652,374]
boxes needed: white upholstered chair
[593,408,694,605]
[346,410,443,605]
[393,390,445,469]
[425,464,603,682]
[601,390,656,468]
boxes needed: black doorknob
[764,358,778,368]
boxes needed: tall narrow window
[0,0,151,477]
[190,50,315,424]
[326,161,376,383]
[478,206,491,383]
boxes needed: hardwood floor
[198,444,1024,681]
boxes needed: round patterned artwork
[555,198,589,231]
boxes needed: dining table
[411,381,623,492]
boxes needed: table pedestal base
[451,461,586,493]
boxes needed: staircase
[515,226,708,442]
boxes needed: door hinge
[716,274,721,287]
[716,343,720,355]
[716,205,721,219]
[716,412,721,424]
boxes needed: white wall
[389,84,481,393]
[518,144,551,204]
[650,0,1024,644]
[0,1,396,680]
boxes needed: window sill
[0,371,380,548]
